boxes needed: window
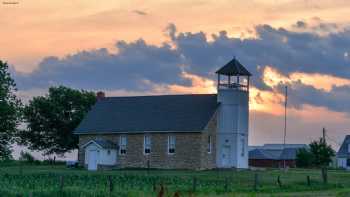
[168,135,176,154]
[348,144,350,153]
[107,150,111,155]
[144,135,151,154]
[347,159,350,167]
[207,136,212,153]
[119,136,127,155]
[241,137,245,157]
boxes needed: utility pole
[322,127,326,143]
[321,127,328,184]
[283,86,288,169]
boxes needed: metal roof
[279,148,301,160]
[216,58,252,76]
[249,149,282,160]
[259,144,308,150]
[249,147,305,160]
[74,94,218,134]
[337,135,350,157]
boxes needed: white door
[221,146,231,167]
[88,150,98,171]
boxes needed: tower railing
[218,83,249,91]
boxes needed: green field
[1,163,350,197]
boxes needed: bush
[19,151,35,163]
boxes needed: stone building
[74,58,251,170]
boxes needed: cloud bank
[12,21,350,117]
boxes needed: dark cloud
[285,83,350,113]
[171,23,350,79]
[12,23,350,114]
[14,40,187,91]
[294,21,307,29]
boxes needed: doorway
[221,145,231,167]
[88,150,98,171]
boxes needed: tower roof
[216,58,252,76]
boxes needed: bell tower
[216,58,251,169]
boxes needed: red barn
[248,144,307,168]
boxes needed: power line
[325,134,342,147]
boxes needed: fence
[0,168,347,197]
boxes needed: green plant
[19,151,36,163]
[309,138,335,167]
[296,148,314,168]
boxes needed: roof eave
[74,130,204,135]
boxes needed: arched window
[168,135,176,154]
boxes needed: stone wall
[199,110,217,169]
[78,113,218,170]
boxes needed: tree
[309,137,335,184]
[20,86,96,156]
[0,60,21,160]
[296,148,314,168]
[309,138,335,167]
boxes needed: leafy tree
[0,60,21,160]
[309,137,335,184]
[20,86,96,156]
[296,148,314,168]
[296,138,335,169]
[296,148,312,167]
[309,138,335,167]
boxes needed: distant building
[74,58,252,170]
[337,135,350,169]
[248,144,308,168]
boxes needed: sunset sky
[2,0,350,154]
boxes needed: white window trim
[207,135,212,154]
[167,135,176,155]
[119,135,127,155]
[144,135,151,155]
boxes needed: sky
[1,0,350,158]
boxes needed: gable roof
[337,135,350,157]
[259,144,308,150]
[74,94,218,134]
[249,147,305,160]
[249,149,282,160]
[82,139,117,149]
[216,58,252,76]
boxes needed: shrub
[19,151,35,163]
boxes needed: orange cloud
[250,87,285,115]
[290,72,350,92]
[262,66,350,92]
[167,72,216,94]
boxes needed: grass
[0,163,350,197]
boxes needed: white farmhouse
[337,135,350,169]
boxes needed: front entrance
[88,150,98,171]
[221,146,231,167]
